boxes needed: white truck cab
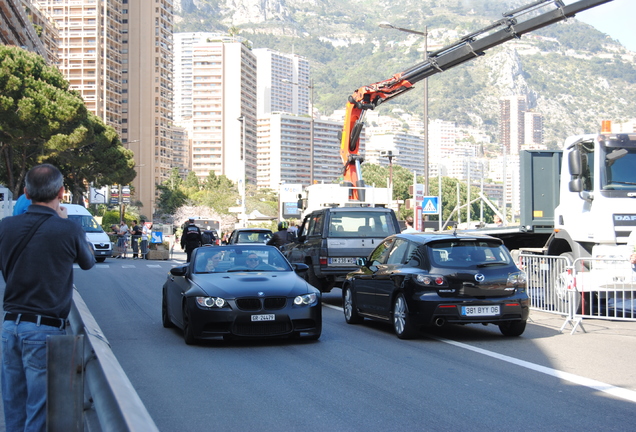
[64,204,112,262]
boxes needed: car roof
[394,231,502,244]
[233,228,272,232]
[315,207,392,213]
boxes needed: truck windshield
[601,144,636,191]
[328,212,392,238]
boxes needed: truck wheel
[306,263,325,292]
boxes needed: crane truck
[285,0,616,292]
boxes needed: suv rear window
[328,211,393,238]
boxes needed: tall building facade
[253,48,311,117]
[35,0,124,134]
[257,114,360,190]
[1,0,51,61]
[33,0,174,217]
[172,36,258,185]
[365,132,425,176]
[124,1,174,217]
[499,95,526,155]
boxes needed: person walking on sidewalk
[141,220,151,260]
[0,164,95,432]
[116,220,130,259]
[130,220,142,259]
[181,218,202,263]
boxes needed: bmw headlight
[294,293,318,306]
[196,296,227,308]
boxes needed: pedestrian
[141,220,151,260]
[402,216,418,233]
[116,220,129,259]
[12,193,31,216]
[180,217,202,262]
[267,221,292,249]
[0,163,95,431]
[131,219,142,259]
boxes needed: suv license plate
[461,305,500,316]
[251,314,275,322]
[330,257,356,264]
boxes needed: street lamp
[237,116,247,227]
[379,22,429,197]
[282,78,314,185]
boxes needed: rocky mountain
[174,0,636,147]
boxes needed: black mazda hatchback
[342,232,529,339]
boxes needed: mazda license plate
[461,305,500,316]
[251,314,275,322]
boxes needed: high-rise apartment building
[499,95,527,155]
[33,0,174,217]
[365,132,425,176]
[172,35,257,185]
[35,0,124,134]
[124,1,174,217]
[257,114,359,189]
[253,48,311,117]
[523,111,544,147]
[1,0,51,61]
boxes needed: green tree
[0,46,90,197]
[362,163,417,201]
[47,113,136,203]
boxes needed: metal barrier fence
[47,289,159,431]
[518,254,571,315]
[518,253,636,334]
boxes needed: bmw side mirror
[292,263,309,274]
[170,266,187,276]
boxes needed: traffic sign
[421,196,439,215]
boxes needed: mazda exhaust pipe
[434,317,446,327]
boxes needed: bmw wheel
[162,290,175,328]
[392,293,416,339]
[343,286,364,324]
[182,303,196,345]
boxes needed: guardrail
[518,254,636,334]
[47,289,159,431]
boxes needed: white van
[64,204,112,262]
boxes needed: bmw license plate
[251,314,275,322]
[461,305,500,316]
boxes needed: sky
[573,0,636,52]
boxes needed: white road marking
[434,336,636,403]
[323,303,636,403]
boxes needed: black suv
[282,207,400,292]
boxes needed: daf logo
[614,215,636,221]
[258,292,265,297]
[474,274,485,282]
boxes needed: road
[3,253,636,431]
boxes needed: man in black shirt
[0,164,95,431]
[180,218,202,262]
